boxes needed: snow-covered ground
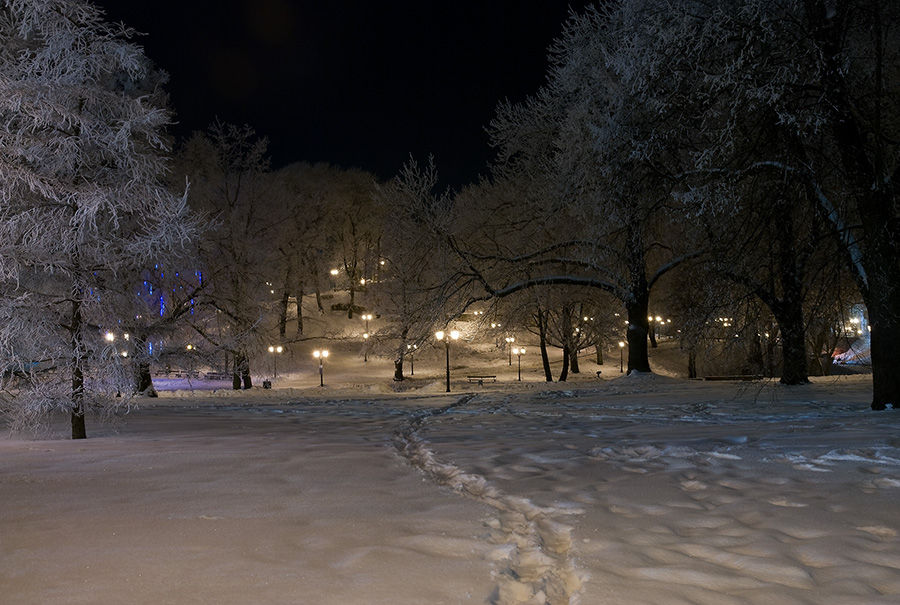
[2,349,898,604]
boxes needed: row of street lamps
[285,330,534,390]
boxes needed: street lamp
[435,330,459,392]
[363,333,369,362]
[313,349,329,386]
[268,345,283,377]
[505,336,515,365]
[618,341,625,373]
[513,347,525,381]
[362,313,373,332]
[407,343,417,375]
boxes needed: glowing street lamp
[362,313,373,332]
[505,336,515,365]
[513,347,526,381]
[407,343,417,375]
[436,330,460,393]
[618,341,625,373]
[363,333,369,362]
[268,345,283,377]
[313,349,329,386]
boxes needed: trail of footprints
[393,395,584,605]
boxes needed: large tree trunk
[625,293,652,374]
[802,1,900,408]
[865,258,900,409]
[772,298,809,385]
[569,347,580,374]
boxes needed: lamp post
[407,343,416,375]
[362,313,373,332]
[313,350,328,386]
[618,341,625,373]
[268,345,283,377]
[513,347,525,381]
[363,333,369,362]
[505,336,515,365]
[435,330,459,392]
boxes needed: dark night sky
[95,1,593,189]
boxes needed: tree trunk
[279,289,289,338]
[536,309,553,382]
[132,333,156,396]
[595,344,603,365]
[70,299,86,439]
[625,294,652,374]
[688,346,697,379]
[558,345,570,382]
[394,328,408,381]
[348,284,356,319]
[569,347,580,373]
[232,353,251,390]
[296,282,304,333]
[866,262,900,409]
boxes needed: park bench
[467,375,497,385]
[204,372,229,381]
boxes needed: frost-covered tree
[409,4,702,375]
[174,122,276,390]
[0,0,196,438]
[608,0,900,406]
[376,158,466,381]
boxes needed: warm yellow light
[619,341,625,348]
[450,330,460,340]
[330,269,339,276]
[435,331,444,341]
[105,332,114,342]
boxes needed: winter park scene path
[3,374,900,604]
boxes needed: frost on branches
[0,0,198,438]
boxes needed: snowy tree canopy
[0,0,199,438]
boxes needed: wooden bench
[204,372,229,381]
[467,375,497,385]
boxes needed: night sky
[95,1,593,189]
